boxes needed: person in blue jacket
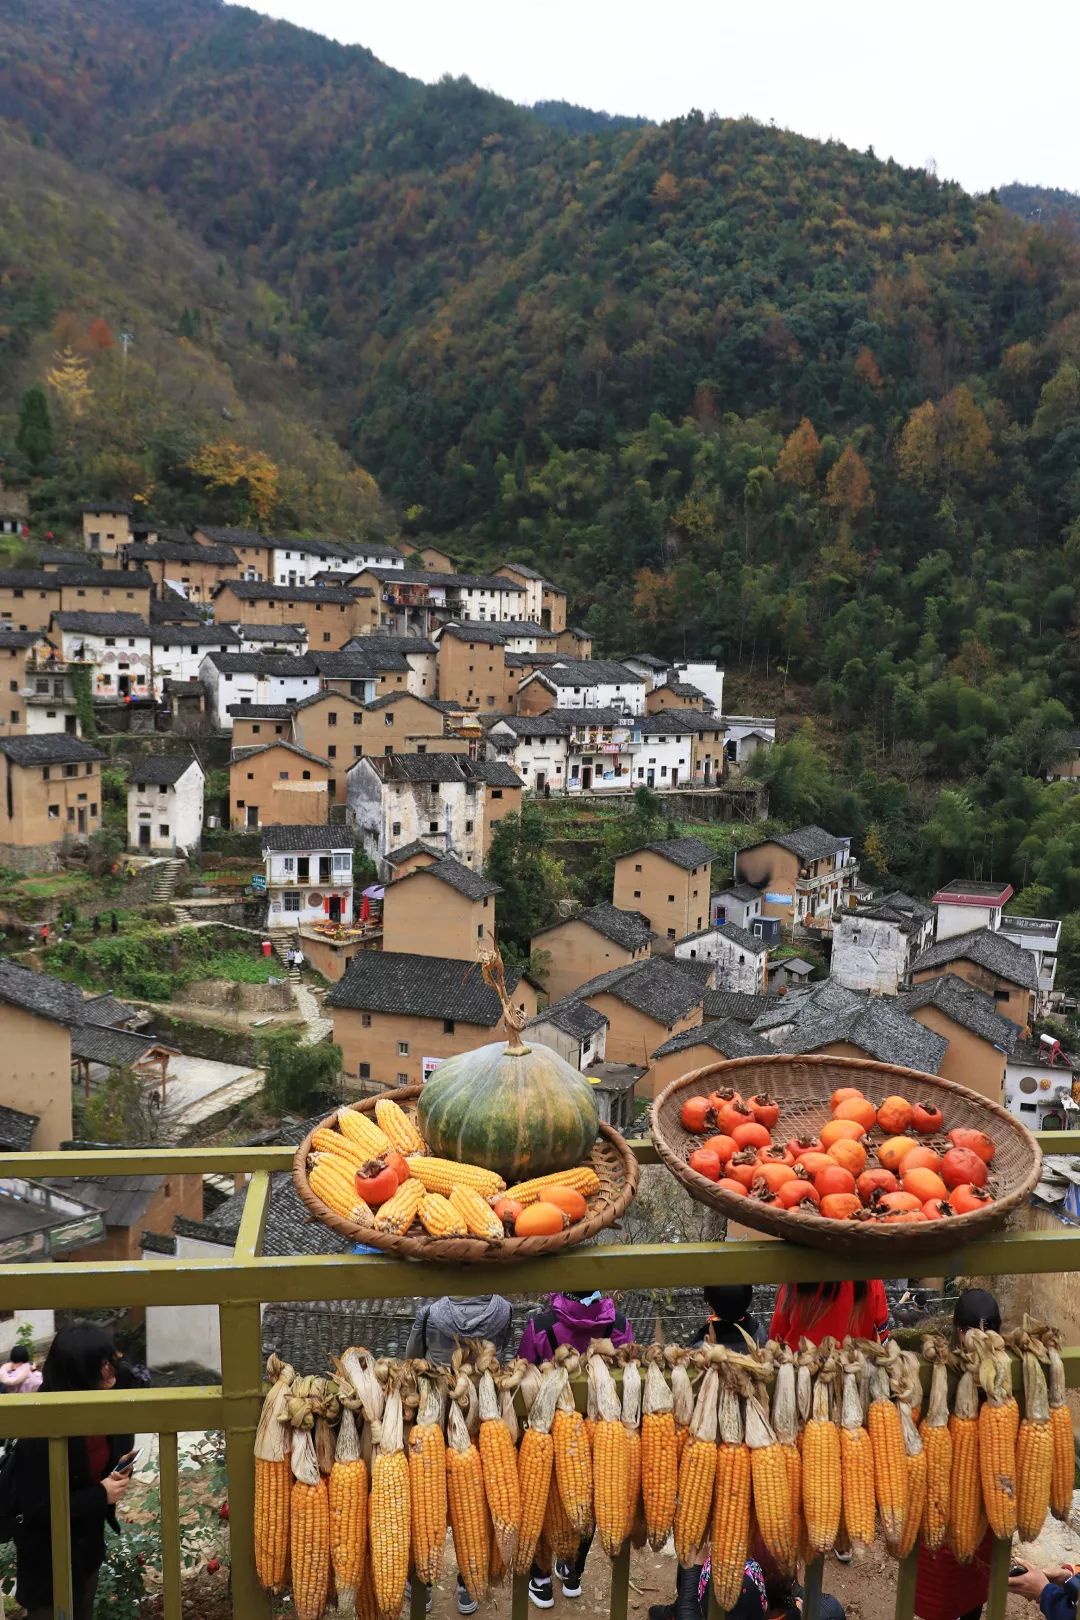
[1009,1565,1080,1619]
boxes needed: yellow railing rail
[1,1130,1076,1620]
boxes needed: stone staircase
[150,858,186,906]
[271,934,301,982]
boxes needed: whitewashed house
[671,661,724,713]
[621,654,671,691]
[633,717,695,789]
[127,754,205,855]
[229,623,309,656]
[675,922,768,993]
[262,824,355,928]
[151,624,240,693]
[722,715,776,767]
[346,754,483,877]
[486,715,571,795]
[517,661,647,716]
[832,893,935,996]
[51,612,153,701]
[199,652,319,729]
[933,879,1060,1009]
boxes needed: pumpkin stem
[480,945,530,1051]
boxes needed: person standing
[0,1346,42,1395]
[769,1281,888,1350]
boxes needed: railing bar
[233,1170,272,1260]
[511,1572,531,1620]
[0,1388,223,1439]
[706,1578,726,1620]
[159,1431,183,1620]
[609,1541,631,1620]
[893,1544,919,1620]
[985,1536,1012,1620]
[48,1434,75,1620]
[802,1554,824,1620]
[219,1299,273,1618]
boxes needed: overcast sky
[237,0,1079,196]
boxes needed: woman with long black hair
[11,1322,136,1620]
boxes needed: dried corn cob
[375,1097,425,1154]
[867,1356,907,1551]
[311,1127,372,1167]
[417,1191,467,1237]
[513,1367,564,1575]
[328,1400,368,1613]
[948,1339,985,1564]
[553,1367,594,1537]
[447,1400,492,1604]
[374,1177,425,1234]
[289,1383,331,1620]
[254,1355,295,1594]
[1045,1329,1075,1521]
[543,1465,580,1561]
[641,1353,678,1551]
[449,1182,505,1240]
[590,1349,632,1557]
[503,1165,601,1207]
[1014,1330,1053,1543]
[309,1160,374,1226]
[620,1351,646,1549]
[406,1155,506,1198]
[803,1357,842,1555]
[671,1353,695,1469]
[894,1386,927,1561]
[918,1337,952,1553]
[478,1367,521,1568]
[711,1367,752,1613]
[977,1329,1019,1540]
[746,1393,797,1573]
[336,1107,392,1158]
[673,1363,718,1566]
[408,1376,448,1586]
[772,1344,804,1575]
[839,1350,875,1549]
[370,1385,410,1620]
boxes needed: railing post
[48,1435,75,1620]
[219,1298,272,1619]
[159,1431,183,1620]
[985,1537,1012,1620]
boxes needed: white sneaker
[529,1575,555,1609]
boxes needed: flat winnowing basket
[651,1053,1041,1255]
[293,1085,638,1264]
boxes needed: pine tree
[15,385,53,469]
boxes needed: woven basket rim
[650,1053,1042,1255]
[293,1085,639,1264]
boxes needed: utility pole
[119,330,134,399]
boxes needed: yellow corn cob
[553,1395,594,1538]
[309,1161,374,1226]
[512,1368,562,1575]
[449,1182,505,1240]
[893,1403,927,1561]
[355,1561,379,1620]
[1016,1339,1053,1542]
[671,1358,695,1476]
[370,1389,410,1620]
[948,1343,985,1564]
[867,1365,907,1550]
[478,1371,521,1568]
[254,1354,296,1594]
[641,1359,678,1551]
[589,1353,631,1557]
[673,1366,718,1566]
[336,1107,392,1158]
[311,1127,372,1168]
[373,1178,425,1234]
[503,1165,600,1207]
[328,1407,368,1612]
[375,1097,425,1154]
[711,1375,752,1614]
[977,1332,1018,1540]
[745,1396,796,1574]
[417,1191,467,1237]
[405,1155,506,1198]
[839,1424,876,1548]
[803,1374,842,1555]
[1045,1332,1074,1521]
[543,1467,580,1561]
[408,1379,448,1586]
[917,1339,952,1553]
[771,1350,803,1576]
[621,1356,645,1550]
[290,1426,331,1620]
[447,1403,492,1604]
[490,1528,507,1587]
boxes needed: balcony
[1,1130,1079,1619]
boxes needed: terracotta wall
[515,679,556,716]
[437,636,513,710]
[230,744,329,828]
[0,645,26,734]
[481,783,521,855]
[292,696,364,802]
[734,843,801,926]
[1,756,102,849]
[0,1006,72,1149]
[612,850,711,944]
[381,873,493,959]
[333,989,539,1085]
[911,961,1031,1039]
[583,991,700,1070]
[904,1003,1006,1101]
[531,918,638,1003]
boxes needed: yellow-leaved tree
[187,440,279,525]
[46,346,92,420]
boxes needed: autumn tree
[937,385,994,480]
[775,417,821,488]
[187,439,279,524]
[897,400,938,488]
[85,316,115,350]
[824,444,874,517]
[46,346,92,420]
[652,171,680,206]
[853,345,883,390]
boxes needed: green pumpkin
[416,1037,600,1181]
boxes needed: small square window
[159,824,169,837]
[633,889,641,898]
[429,821,438,834]
[392,821,402,837]
[398,1041,409,1056]
[443,1019,456,1035]
[359,1063,371,1079]
[361,1013,372,1028]
[668,894,675,903]
[48,803,60,819]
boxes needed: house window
[443,1018,456,1035]
[465,820,473,834]
[398,1041,409,1056]
[354,745,363,758]
[994,990,1010,1003]
[396,1072,408,1085]
[634,889,641,898]
[328,745,337,759]
[667,928,676,939]
[48,804,59,819]
[634,863,642,872]
[279,771,289,780]
[302,770,311,780]
[283,892,301,911]
[392,821,402,837]
[429,821,438,834]
[668,894,675,903]
[252,724,261,735]
[359,1063,371,1079]
[353,713,362,725]
[159,824,169,837]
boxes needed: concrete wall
[0,1005,72,1149]
[381,872,493,960]
[530,917,639,1003]
[613,850,712,944]
[183,978,293,1012]
[832,915,909,995]
[935,901,999,941]
[0,1311,54,1358]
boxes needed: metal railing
[3,1131,1080,1620]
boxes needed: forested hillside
[999,182,1080,235]
[4,0,1080,929]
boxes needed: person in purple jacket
[518,1290,633,1366]
[1009,1565,1080,1620]
[520,1292,633,1608]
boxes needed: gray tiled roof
[651,1019,773,1060]
[633,836,714,871]
[900,973,1021,1052]
[676,920,768,956]
[0,961,105,1027]
[640,711,723,736]
[574,958,706,1024]
[364,691,442,712]
[55,568,152,588]
[82,499,134,514]
[0,734,105,765]
[526,998,609,1041]
[261,824,352,852]
[80,994,138,1028]
[494,713,572,738]
[911,927,1038,991]
[69,1025,175,1066]
[505,651,564,668]
[231,622,307,641]
[714,882,764,904]
[531,660,640,687]
[327,953,525,1025]
[0,570,54,588]
[764,825,847,862]
[368,566,525,591]
[151,625,240,646]
[343,634,436,654]
[230,740,327,767]
[130,754,201,786]
[849,891,934,932]
[293,690,364,712]
[315,650,410,676]
[462,759,523,788]
[664,682,707,699]
[546,902,655,952]
[384,839,442,866]
[207,653,317,676]
[752,980,864,1033]
[702,990,774,1023]
[194,526,266,546]
[52,611,151,636]
[399,855,499,900]
[126,538,238,564]
[46,1172,161,1230]
[370,754,469,784]
[0,629,45,648]
[783,997,948,1074]
[226,704,296,719]
[38,550,86,566]
[0,1105,40,1151]
[215,580,361,604]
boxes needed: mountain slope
[998,181,1080,236]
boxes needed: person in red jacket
[769,1281,889,1349]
